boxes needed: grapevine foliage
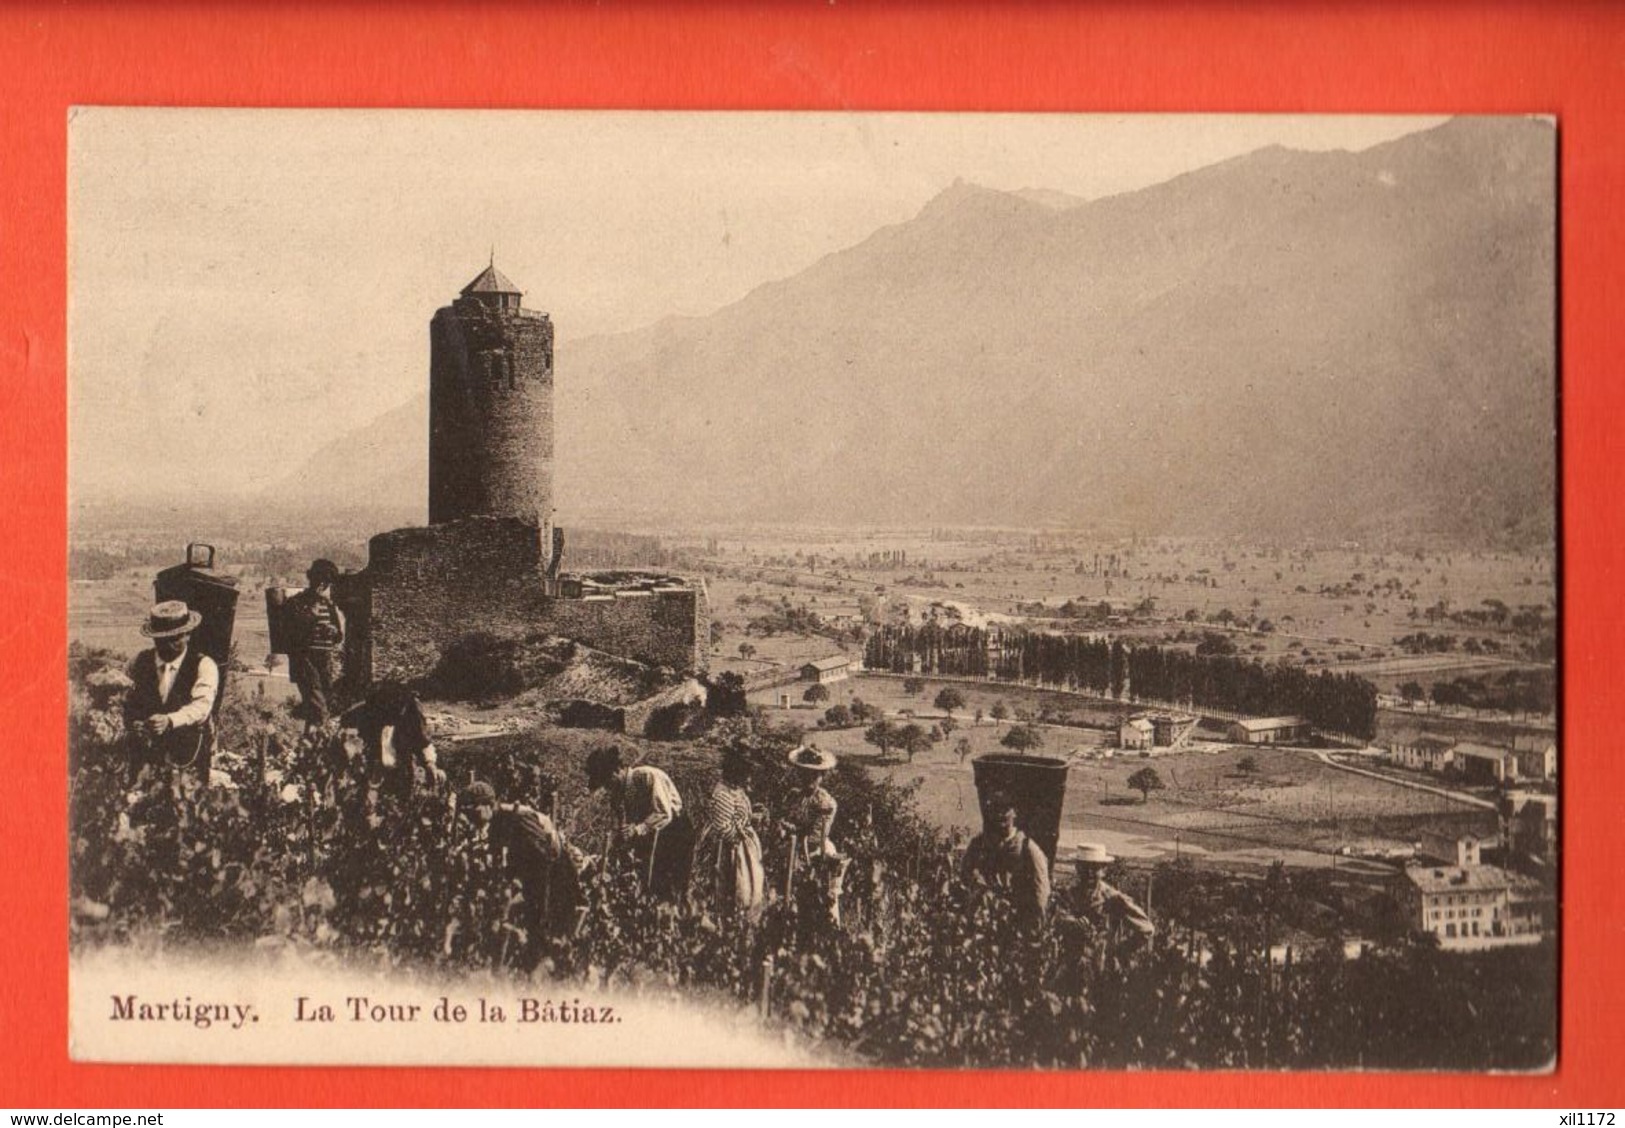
[67,645,1551,1070]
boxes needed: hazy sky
[69,110,1446,499]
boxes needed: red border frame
[5,0,1620,1108]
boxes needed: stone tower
[428,263,556,530]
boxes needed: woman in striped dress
[694,747,765,921]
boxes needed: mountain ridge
[267,118,1555,546]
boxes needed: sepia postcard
[66,109,1557,1071]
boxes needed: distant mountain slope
[275,118,1555,544]
[272,395,427,520]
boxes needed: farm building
[1417,831,1490,868]
[1389,735,1457,773]
[1397,863,1550,951]
[1119,716,1154,751]
[1512,736,1557,782]
[1453,741,1515,785]
[1149,713,1197,747]
[800,655,852,685]
[1227,716,1311,745]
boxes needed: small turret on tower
[459,261,523,311]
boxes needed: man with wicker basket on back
[285,558,346,730]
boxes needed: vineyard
[68,644,1551,1070]
[865,624,1380,740]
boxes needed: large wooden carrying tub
[970,753,1069,874]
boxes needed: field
[680,527,1555,707]
[753,673,1494,874]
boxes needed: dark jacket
[123,646,215,771]
[488,806,585,942]
[124,647,208,724]
[339,684,434,794]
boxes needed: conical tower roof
[461,262,521,296]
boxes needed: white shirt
[153,648,220,729]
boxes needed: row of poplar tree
[863,623,1378,740]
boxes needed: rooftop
[461,263,522,296]
[1232,715,1308,732]
[1453,741,1512,762]
[804,656,852,671]
[1403,864,1539,895]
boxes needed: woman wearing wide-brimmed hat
[780,745,849,928]
[122,600,219,778]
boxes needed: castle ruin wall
[363,517,549,684]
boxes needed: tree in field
[955,737,974,764]
[1196,631,1238,657]
[864,720,899,760]
[1128,766,1165,804]
[896,722,930,764]
[1001,724,1045,755]
[1237,755,1259,775]
[823,704,853,728]
[938,714,958,738]
[990,701,1010,723]
[974,707,985,725]
[903,676,926,696]
[737,642,757,660]
[803,683,831,706]
[1398,681,1425,705]
[849,697,879,724]
[934,687,967,717]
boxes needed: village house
[1417,831,1489,868]
[1149,713,1197,747]
[1226,715,1311,745]
[1397,863,1549,951]
[1512,735,1557,782]
[1119,715,1154,751]
[1388,735,1456,773]
[800,655,852,685]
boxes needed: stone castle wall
[544,584,709,674]
[429,298,555,530]
[357,517,707,685]
[363,517,550,684]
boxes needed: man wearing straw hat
[123,600,220,779]
[961,786,1051,927]
[1068,842,1154,943]
[584,745,694,902]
